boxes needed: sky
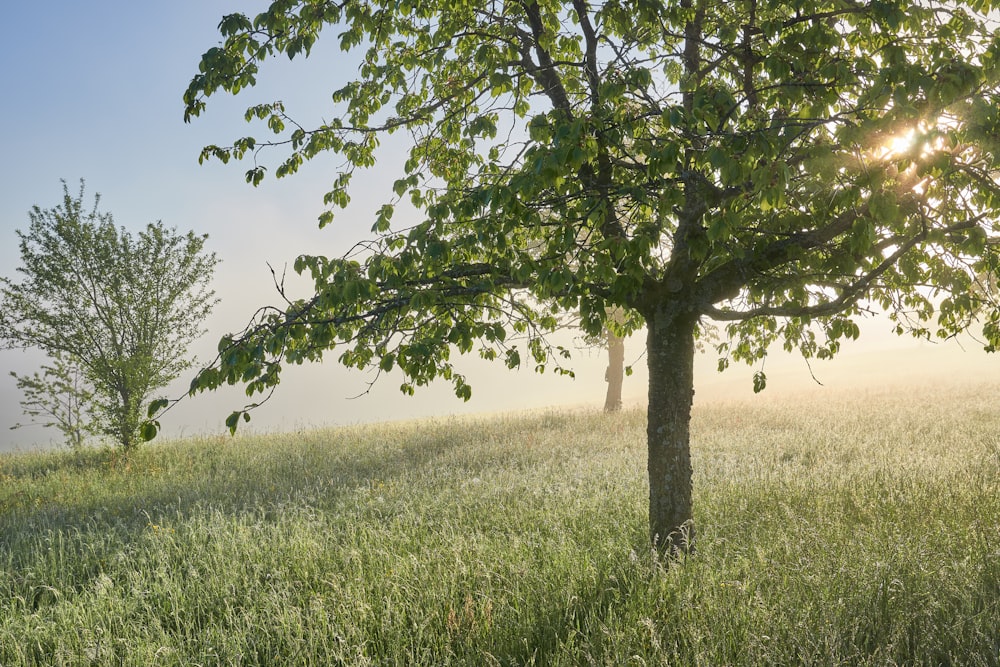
[1,2,998,452]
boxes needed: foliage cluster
[0,182,219,452]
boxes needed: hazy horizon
[4,322,996,453]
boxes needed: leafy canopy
[1,182,220,450]
[182,0,1000,422]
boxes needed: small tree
[603,321,626,414]
[1,181,219,453]
[579,307,629,412]
[181,1,1000,554]
[10,352,97,449]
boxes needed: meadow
[0,382,998,665]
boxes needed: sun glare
[882,128,917,159]
[865,118,958,197]
[876,118,953,163]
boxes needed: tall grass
[1,383,997,665]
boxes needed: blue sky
[1,2,996,451]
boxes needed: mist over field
[3,313,995,453]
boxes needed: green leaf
[140,421,159,442]
[868,191,899,224]
[753,371,767,394]
[246,166,267,186]
[225,411,242,435]
[379,354,395,372]
[147,398,169,418]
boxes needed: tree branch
[517,0,575,115]
[704,228,927,321]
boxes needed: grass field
[1,382,998,665]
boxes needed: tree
[578,306,629,412]
[604,324,626,413]
[1,182,220,453]
[180,1,1000,554]
[10,351,97,449]
[598,307,630,413]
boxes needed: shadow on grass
[0,415,575,601]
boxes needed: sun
[869,117,958,196]
[881,128,918,159]
[876,119,952,163]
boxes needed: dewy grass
[1,383,998,665]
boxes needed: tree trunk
[603,327,625,412]
[645,304,697,555]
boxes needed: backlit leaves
[184,0,1000,418]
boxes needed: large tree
[1,182,220,453]
[180,0,1000,553]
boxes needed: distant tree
[578,307,629,412]
[0,181,219,453]
[181,1,1000,554]
[10,351,97,449]
[603,315,626,413]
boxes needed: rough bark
[645,303,698,555]
[603,328,625,412]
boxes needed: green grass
[1,382,998,666]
